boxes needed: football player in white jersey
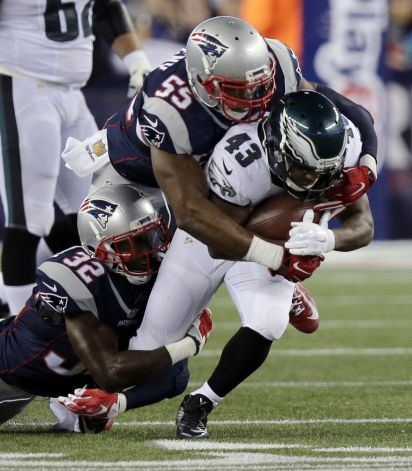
[0,0,152,316]
[59,91,374,437]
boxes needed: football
[246,192,320,243]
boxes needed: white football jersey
[0,0,95,86]
[206,117,362,207]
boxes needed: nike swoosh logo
[350,182,366,196]
[43,281,58,292]
[93,405,108,416]
[144,115,158,127]
[222,159,233,175]
[292,262,311,275]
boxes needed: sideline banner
[303,0,389,239]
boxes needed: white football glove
[123,50,153,98]
[285,209,335,256]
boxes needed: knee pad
[168,359,190,398]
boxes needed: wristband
[165,337,197,365]
[117,393,127,414]
[359,154,377,180]
[123,50,149,71]
[243,236,284,271]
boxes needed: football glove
[285,210,335,256]
[186,308,213,355]
[314,164,376,212]
[278,252,325,282]
[123,50,153,98]
[58,388,126,419]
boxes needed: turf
[0,265,411,470]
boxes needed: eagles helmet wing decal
[79,198,118,230]
[280,109,344,171]
[190,33,229,69]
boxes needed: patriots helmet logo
[190,33,228,68]
[39,292,68,314]
[79,198,118,230]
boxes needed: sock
[44,213,79,253]
[191,381,223,406]
[207,327,272,398]
[4,283,36,316]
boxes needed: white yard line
[201,347,412,357]
[211,294,412,309]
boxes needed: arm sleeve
[92,0,134,46]
[315,83,378,161]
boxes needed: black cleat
[176,394,214,439]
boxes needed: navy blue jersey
[105,41,302,187]
[0,246,154,397]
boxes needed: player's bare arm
[65,311,173,392]
[93,0,151,95]
[151,147,255,259]
[333,194,374,251]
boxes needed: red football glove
[314,165,376,212]
[58,388,126,419]
[277,253,325,282]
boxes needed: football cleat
[176,394,214,439]
[289,283,319,334]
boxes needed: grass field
[1,246,411,470]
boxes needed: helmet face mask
[265,90,347,197]
[94,219,169,285]
[78,185,170,285]
[186,16,276,123]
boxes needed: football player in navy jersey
[0,184,212,433]
[63,15,377,275]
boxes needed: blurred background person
[0,0,151,316]
[386,0,412,238]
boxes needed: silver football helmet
[77,184,170,285]
[185,16,275,123]
[265,90,347,196]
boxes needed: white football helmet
[186,16,276,123]
[77,184,170,285]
